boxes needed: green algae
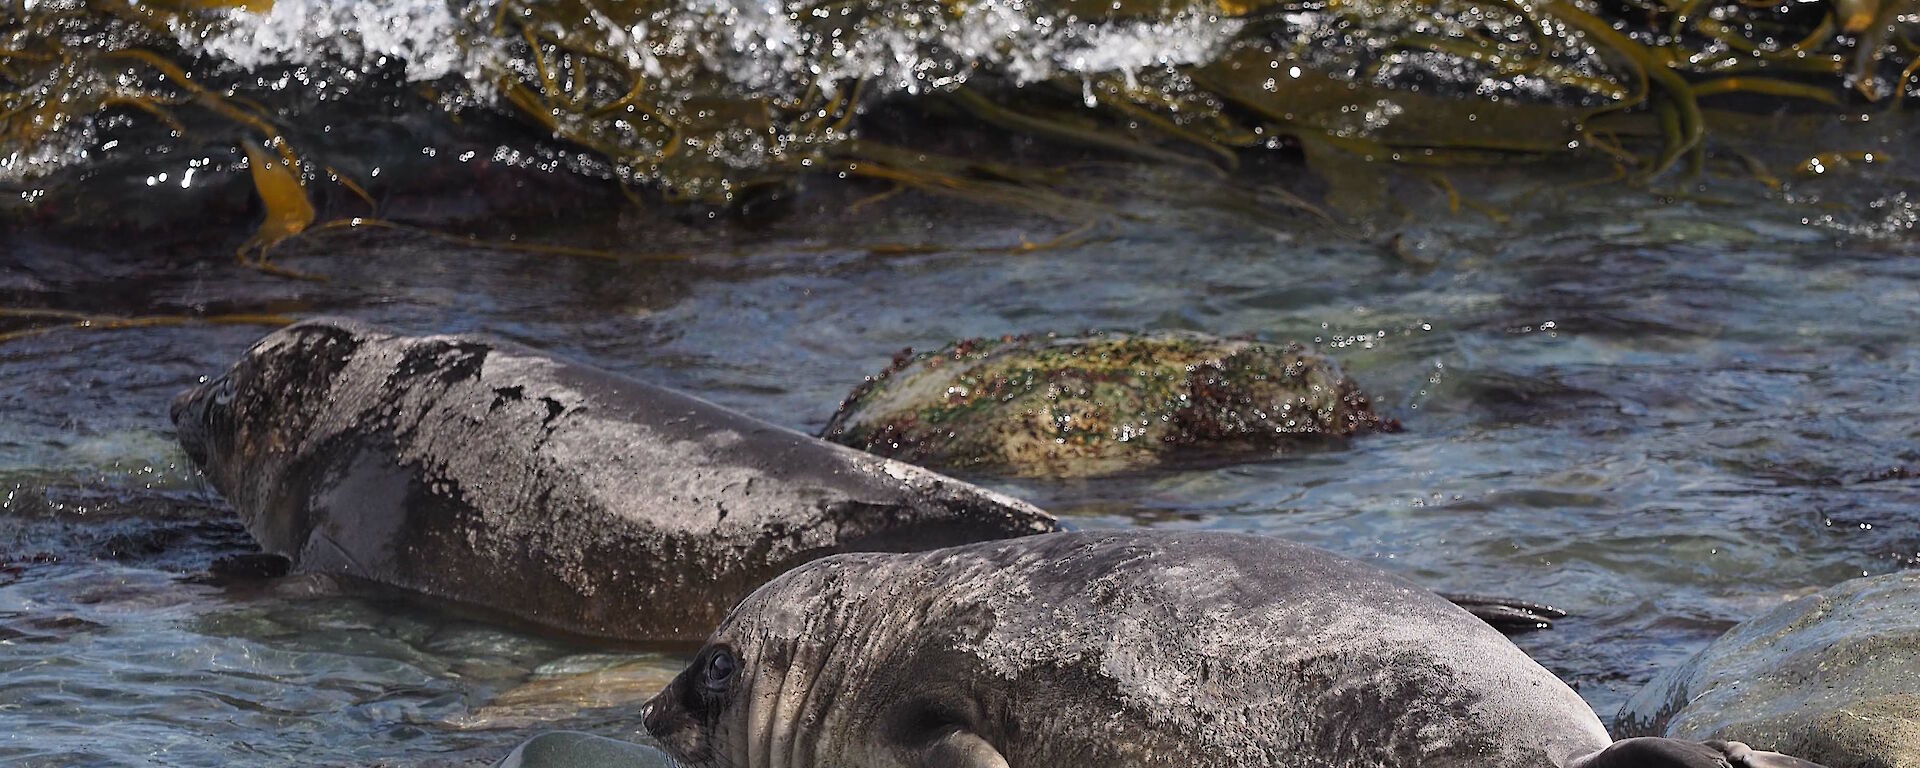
[822,332,1396,478]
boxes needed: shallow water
[6,0,1920,764]
[7,145,1920,763]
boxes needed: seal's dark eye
[701,648,736,694]
[210,377,237,408]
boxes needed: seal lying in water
[643,531,1827,768]
[170,318,1058,642]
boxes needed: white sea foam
[182,0,1242,100]
[798,3,1246,94]
[188,0,499,85]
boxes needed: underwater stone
[822,331,1396,477]
[1615,571,1920,768]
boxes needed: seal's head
[640,551,991,768]
[171,319,370,541]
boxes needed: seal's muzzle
[171,374,231,469]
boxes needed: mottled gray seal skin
[642,531,1828,768]
[170,318,1058,643]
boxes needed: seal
[170,318,1059,643]
[641,531,1828,768]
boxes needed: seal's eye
[211,377,236,407]
[701,647,736,695]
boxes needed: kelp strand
[0,308,296,346]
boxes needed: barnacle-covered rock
[823,332,1395,477]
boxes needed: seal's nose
[170,385,199,426]
[639,688,675,739]
[172,377,219,468]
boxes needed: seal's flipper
[916,728,1011,768]
[1704,740,1829,768]
[1569,737,1830,768]
[1439,592,1568,634]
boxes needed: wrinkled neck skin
[733,576,943,768]
[731,624,873,768]
[674,555,1010,768]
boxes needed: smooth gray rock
[171,318,1058,642]
[641,530,1824,768]
[1616,571,1920,768]
[492,731,672,768]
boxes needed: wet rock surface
[170,318,1058,643]
[823,331,1395,477]
[1615,572,1920,768]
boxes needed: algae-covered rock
[822,332,1395,477]
[1614,571,1920,768]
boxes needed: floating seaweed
[0,307,294,344]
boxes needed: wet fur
[643,532,1830,768]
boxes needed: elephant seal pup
[170,318,1057,643]
[643,531,1827,768]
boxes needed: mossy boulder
[822,332,1395,477]
[1614,571,1920,768]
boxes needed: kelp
[3,0,1917,238]
[477,0,1918,192]
[0,307,294,345]
[2,0,333,276]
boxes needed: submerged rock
[823,332,1395,477]
[1615,571,1920,768]
[449,656,680,731]
[492,731,672,768]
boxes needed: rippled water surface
[6,0,1920,764]
[7,152,1919,763]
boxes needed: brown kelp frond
[2,6,338,278]
[833,140,1114,222]
[236,138,319,277]
[300,218,701,263]
[946,86,1233,177]
[812,217,1107,257]
[0,307,295,346]
[5,0,1917,254]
